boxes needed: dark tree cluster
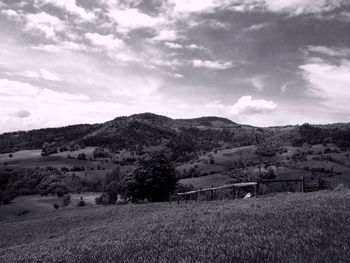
[125,151,178,202]
[0,124,99,154]
[0,168,103,205]
[96,151,179,204]
[291,123,350,148]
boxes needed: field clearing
[0,190,350,262]
[0,193,101,221]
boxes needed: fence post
[255,182,259,197]
[302,175,305,193]
[318,175,321,189]
[169,193,171,204]
[177,194,180,205]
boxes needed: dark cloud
[14,110,30,118]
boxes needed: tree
[104,167,126,203]
[255,131,280,177]
[126,150,178,202]
[62,194,71,207]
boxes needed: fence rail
[175,182,258,204]
[173,175,332,204]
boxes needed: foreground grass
[1,190,350,263]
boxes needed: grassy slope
[1,190,350,263]
[179,173,229,188]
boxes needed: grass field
[179,173,229,188]
[1,189,349,262]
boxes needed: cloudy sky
[1,0,350,132]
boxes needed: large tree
[126,150,178,202]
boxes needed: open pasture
[0,190,349,262]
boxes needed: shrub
[95,193,110,205]
[16,209,30,216]
[209,156,215,164]
[61,166,70,172]
[9,153,13,158]
[56,190,64,198]
[176,183,195,193]
[53,203,59,209]
[77,196,86,207]
[77,153,86,160]
[62,194,71,207]
[2,194,13,205]
[71,166,85,172]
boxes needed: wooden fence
[173,175,332,204]
[173,182,258,204]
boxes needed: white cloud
[17,69,60,81]
[229,96,277,115]
[164,72,184,79]
[1,9,21,21]
[152,59,182,67]
[164,42,183,49]
[264,0,345,15]
[307,45,350,58]
[250,75,266,91]
[34,0,95,21]
[32,41,87,52]
[186,44,205,50]
[0,79,87,100]
[152,29,179,42]
[85,33,125,50]
[24,12,65,39]
[169,0,218,13]
[192,59,233,69]
[0,79,39,97]
[244,22,270,32]
[39,69,60,81]
[108,8,162,31]
[300,59,350,110]
[221,0,348,16]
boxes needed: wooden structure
[175,182,258,204]
[173,175,332,204]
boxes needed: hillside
[1,113,350,201]
[0,124,100,154]
[0,190,349,262]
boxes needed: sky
[1,0,350,132]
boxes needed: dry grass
[1,190,350,262]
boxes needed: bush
[2,194,13,205]
[77,196,86,207]
[61,166,70,172]
[77,153,86,160]
[53,203,59,209]
[71,166,85,172]
[62,194,71,207]
[95,193,110,205]
[56,190,64,198]
[16,209,30,216]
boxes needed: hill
[0,113,260,160]
[0,190,349,262]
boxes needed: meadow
[1,189,349,263]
